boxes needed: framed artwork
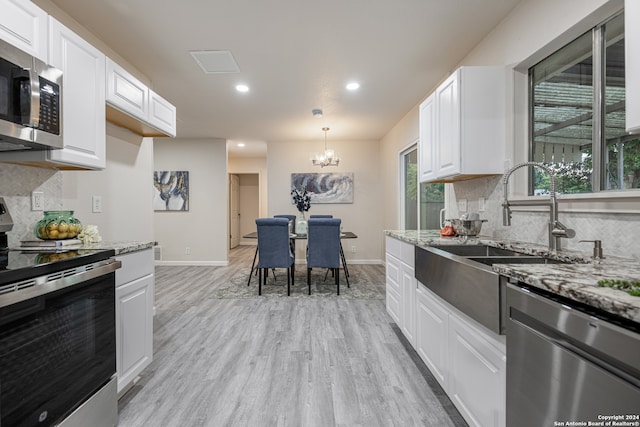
[291,172,354,204]
[153,171,189,211]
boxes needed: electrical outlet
[185,247,191,255]
[92,195,103,213]
[458,198,468,212]
[478,197,486,212]
[31,192,44,211]
[351,246,356,253]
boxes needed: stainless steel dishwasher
[506,283,640,427]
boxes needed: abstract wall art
[291,172,354,204]
[153,171,189,211]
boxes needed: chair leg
[258,268,262,295]
[336,268,340,295]
[287,267,291,296]
[307,268,311,295]
[248,246,259,286]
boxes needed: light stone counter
[80,240,155,256]
[385,230,640,324]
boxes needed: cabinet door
[149,89,177,137]
[385,253,402,325]
[418,94,436,182]
[435,70,460,178]
[626,0,640,133]
[0,0,47,61]
[401,263,416,346]
[116,274,154,394]
[106,57,148,120]
[448,314,506,427]
[415,285,449,390]
[48,18,106,169]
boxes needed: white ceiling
[47,0,521,157]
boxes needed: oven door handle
[0,258,122,309]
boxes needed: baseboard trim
[155,260,229,267]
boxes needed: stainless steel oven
[506,283,640,427]
[0,253,121,427]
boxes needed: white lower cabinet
[415,284,449,389]
[448,313,506,427]
[385,236,416,346]
[416,283,506,427]
[115,249,154,396]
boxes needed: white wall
[153,138,228,265]
[62,124,154,241]
[267,139,383,264]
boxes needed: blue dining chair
[256,218,295,296]
[306,218,341,295]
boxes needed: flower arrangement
[291,187,311,213]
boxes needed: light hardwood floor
[117,246,467,427]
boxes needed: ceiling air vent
[190,50,240,74]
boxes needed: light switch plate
[458,198,468,212]
[479,197,486,212]
[92,195,102,213]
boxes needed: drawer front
[116,248,154,287]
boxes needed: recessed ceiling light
[236,84,249,93]
[237,143,245,147]
[346,82,360,91]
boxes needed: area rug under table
[214,268,383,299]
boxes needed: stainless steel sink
[414,245,570,335]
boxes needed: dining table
[243,231,358,287]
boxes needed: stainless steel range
[0,197,121,427]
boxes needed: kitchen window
[401,145,444,230]
[529,11,639,194]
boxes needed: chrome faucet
[502,162,575,251]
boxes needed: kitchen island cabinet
[115,247,154,397]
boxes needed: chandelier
[311,127,340,167]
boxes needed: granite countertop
[385,230,640,324]
[79,240,155,256]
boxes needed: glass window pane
[530,30,594,194]
[603,14,639,190]
[420,182,444,230]
[404,149,418,229]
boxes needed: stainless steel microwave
[0,38,63,152]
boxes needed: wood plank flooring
[117,246,467,427]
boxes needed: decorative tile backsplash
[450,176,640,260]
[0,164,63,247]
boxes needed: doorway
[228,173,260,249]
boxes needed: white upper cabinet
[419,66,506,183]
[106,57,148,120]
[626,0,640,133]
[0,0,47,61]
[149,90,177,137]
[418,94,436,182]
[0,17,107,169]
[47,17,106,169]
[106,57,176,137]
